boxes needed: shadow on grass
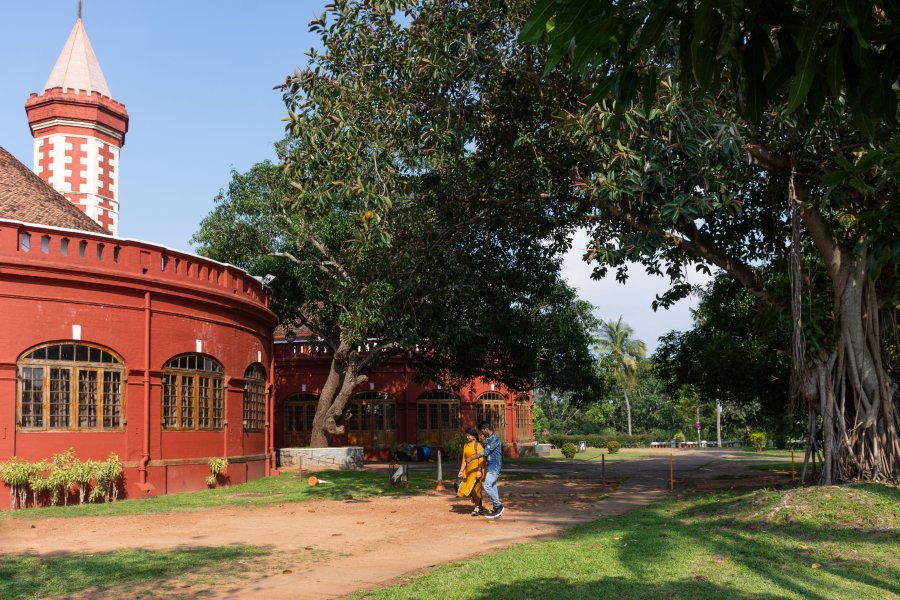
[472,576,786,600]
[0,545,268,599]
[859,482,900,504]
[600,487,900,600]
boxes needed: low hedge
[546,433,657,449]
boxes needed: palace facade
[0,11,530,509]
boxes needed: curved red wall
[0,219,277,509]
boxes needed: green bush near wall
[546,433,657,449]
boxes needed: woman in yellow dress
[457,427,486,516]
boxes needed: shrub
[0,451,123,508]
[0,456,36,510]
[207,457,229,487]
[607,441,622,454]
[27,461,51,508]
[748,432,768,452]
[90,454,123,502]
[674,431,686,444]
[561,443,577,459]
[440,431,467,462]
[546,432,657,449]
[71,459,98,505]
[47,448,77,506]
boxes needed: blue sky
[0,1,705,350]
[1,1,319,250]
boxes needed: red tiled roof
[0,146,106,233]
[274,324,316,340]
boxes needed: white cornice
[30,118,124,143]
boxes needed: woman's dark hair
[465,427,479,439]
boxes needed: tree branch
[789,173,841,280]
[744,145,790,171]
[596,204,782,310]
[307,235,351,281]
[356,341,405,372]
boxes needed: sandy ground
[0,449,793,599]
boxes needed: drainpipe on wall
[268,336,277,475]
[10,379,16,458]
[138,291,152,489]
[223,383,229,462]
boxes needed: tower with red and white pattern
[24,7,128,236]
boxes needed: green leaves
[825,35,844,102]
[690,0,721,91]
[193,0,604,398]
[522,0,898,136]
[517,0,557,44]
[660,194,708,226]
[786,16,821,114]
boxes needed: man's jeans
[483,467,501,508]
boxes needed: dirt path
[0,450,789,599]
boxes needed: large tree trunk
[796,252,900,483]
[309,338,383,447]
[788,169,899,484]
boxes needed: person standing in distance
[466,421,504,518]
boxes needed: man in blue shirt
[466,420,504,518]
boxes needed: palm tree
[595,317,647,436]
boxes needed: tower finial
[78,0,82,20]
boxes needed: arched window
[284,393,318,446]
[243,363,266,432]
[416,390,460,446]
[162,354,224,431]
[515,394,531,442]
[476,391,507,441]
[17,342,125,431]
[346,391,396,448]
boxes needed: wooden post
[669,453,674,491]
[601,454,605,486]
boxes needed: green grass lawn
[0,545,268,599]
[749,462,797,471]
[0,469,436,520]
[734,449,800,458]
[351,483,900,600]
[507,448,660,464]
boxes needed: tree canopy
[522,0,898,134]
[192,1,605,445]
[521,0,899,482]
[654,275,795,443]
[197,0,898,480]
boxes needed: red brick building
[274,335,533,459]
[0,12,531,509]
[0,14,277,510]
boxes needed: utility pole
[716,401,723,448]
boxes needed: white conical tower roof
[43,15,111,96]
